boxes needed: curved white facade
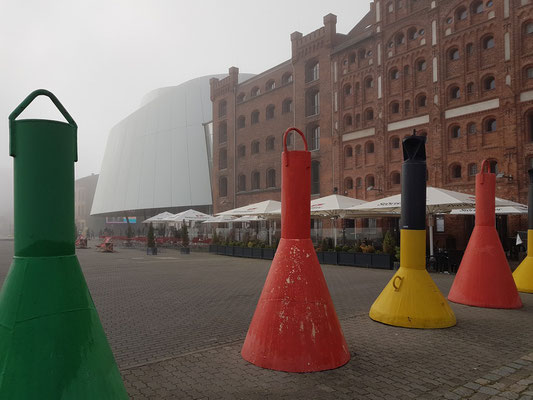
[91,74,253,215]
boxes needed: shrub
[147,223,156,248]
[382,231,396,256]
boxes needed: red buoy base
[241,238,350,372]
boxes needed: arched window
[467,122,477,134]
[483,76,496,90]
[472,1,483,14]
[282,98,293,114]
[345,146,353,158]
[366,141,375,154]
[305,60,320,82]
[307,125,320,151]
[391,171,401,185]
[237,144,246,158]
[484,118,497,132]
[483,35,495,49]
[344,114,353,127]
[219,176,227,197]
[219,149,227,170]
[396,33,405,45]
[251,140,260,154]
[218,100,227,118]
[237,174,246,192]
[365,76,374,88]
[251,171,260,190]
[456,7,467,20]
[391,136,400,148]
[451,164,462,179]
[365,108,374,121]
[488,159,498,173]
[265,80,275,92]
[450,86,461,99]
[266,169,276,188]
[390,102,400,114]
[219,122,227,144]
[366,175,375,189]
[344,177,354,190]
[468,163,478,177]
[344,84,352,95]
[311,161,320,194]
[251,87,260,97]
[266,136,275,151]
[451,125,461,138]
[237,115,245,129]
[407,27,418,40]
[237,93,246,103]
[266,104,275,120]
[417,59,427,71]
[282,72,293,85]
[251,110,260,124]
[417,94,427,107]
[390,68,400,80]
[449,48,460,60]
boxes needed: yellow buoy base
[369,267,457,329]
[513,256,533,294]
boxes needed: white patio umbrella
[165,209,211,222]
[450,205,528,215]
[202,215,237,224]
[142,211,175,224]
[310,194,367,246]
[233,215,267,221]
[217,200,281,217]
[347,187,524,256]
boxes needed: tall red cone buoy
[448,160,522,308]
[241,127,350,372]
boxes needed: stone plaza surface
[0,239,532,399]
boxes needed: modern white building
[91,74,253,219]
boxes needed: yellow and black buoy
[513,168,533,293]
[369,133,456,328]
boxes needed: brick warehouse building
[210,0,533,250]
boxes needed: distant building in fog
[75,174,106,234]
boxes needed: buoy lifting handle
[480,159,489,173]
[283,127,308,152]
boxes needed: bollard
[0,90,128,398]
[369,134,456,328]
[513,168,533,293]
[448,160,522,308]
[241,127,350,372]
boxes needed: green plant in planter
[212,231,218,245]
[147,222,156,249]
[395,246,400,261]
[382,230,396,257]
[181,224,189,248]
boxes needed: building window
[391,102,400,114]
[483,76,496,90]
[396,33,405,45]
[266,169,276,188]
[467,122,477,134]
[219,177,227,197]
[466,43,474,55]
[366,141,375,154]
[237,115,245,129]
[344,114,353,127]
[456,7,467,20]
[237,174,246,192]
[450,86,461,99]
[484,118,497,132]
[266,136,275,151]
[472,1,483,13]
[483,35,495,49]
[266,104,275,120]
[265,80,275,92]
[237,144,246,158]
[306,89,320,116]
[417,94,427,107]
[408,27,418,40]
[282,72,293,85]
[488,160,498,173]
[251,140,260,154]
[305,60,319,82]
[365,108,374,121]
[527,110,533,142]
[365,76,374,88]
[366,175,375,189]
[345,146,353,159]
[218,100,227,118]
[237,93,246,103]
[526,67,533,79]
[344,177,354,191]
[467,82,474,94]
[451,125,461,138]
[219,122,227,144]
[526,22,533,35]
[251,171,260,190]
[251,87,260,97]
[390,68,400,80]
[468,163,477,176]
[344,84,352,95]
[307,125,320,151]
[392,136,400,148]
[251,110,259,124]
[219,149,227,170]
[282,98,293,114]
[391,172,401,185]
[451,164,462,179]
[449,48,460,60]
[358,49,366,60]
[311,161,320,194]
[417,59,427,71]
[286,131,294,146]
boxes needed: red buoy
[448,160,522,309]
[241,127,350,372]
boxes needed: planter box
[337,252,356,266]
[180,247,190,255]
[233,246,243,257]
[216,245,226,255]
[252,248,262,259]
[262,248,275,260]
[315,251,325,263]
[323,251,338,265]
[225,246,234,256]
[355,253,372,267]
[242,247,253,258]
[371,254,393,269]
[208,244,217,253]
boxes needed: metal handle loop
[283,127,308,152]
[392,275,403,291]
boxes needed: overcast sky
[0,0,369,221]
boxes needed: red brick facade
[211,0,533,249]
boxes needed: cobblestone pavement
[0,239,532,399]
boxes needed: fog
[0,0,368,233]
